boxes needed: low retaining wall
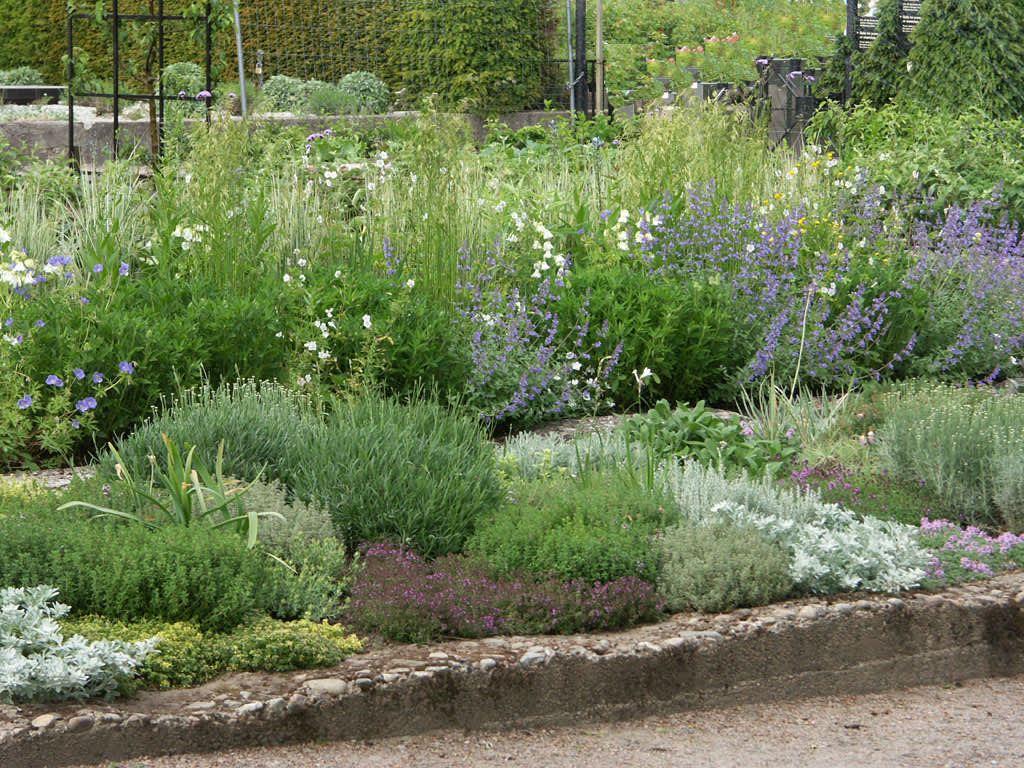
[0,110,571,168]
[3,572,1024,768]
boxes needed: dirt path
[67,674,1024,768]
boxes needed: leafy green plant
[0,502,311,632]
[0,585,158,702]
[656,520,793,613]
[61,434,274,548]
[850,0,909,107]
[0,66,44,85]
[620,399,799,478]
[905,0,1024,120]
[469,469,677,583]
[64,615,362,690]
[338,70,390,113]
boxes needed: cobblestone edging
[3,572,1024,768]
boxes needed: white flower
[318,349,332,360]
[405,279,415,289]
[362,314,372,329]
[633,367,653,383]
[494,200,507,213]
[0,227,10,244]
[334,270,342,279]
[304,341,318,352]
[617,209,629,225]
[282,274,292,283]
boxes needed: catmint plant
[456,219,621,428]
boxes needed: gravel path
[66,674,1024,768]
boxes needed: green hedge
[0,0,556,111]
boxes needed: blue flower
[93,263,103,273]
[3,318,11,327]
[75,396,98,412]
[17,395,32,409]
[92,371,104,384]
[36,319,44,327]
[45,374,63,387]
[196,90,212,100]
[80,297,89,304]
[118,361,134,375]
[71,418,80,429]
[74,368,85,380]
[119,262,130,276]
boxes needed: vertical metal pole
[113,0,120,156]
[205,2,212,124]
[67,14,75,165]
[158,0,165,156]
[845,0,857,104]
[233,0,248,118]
[565,0,574,114]
[574,0,587,115]
[595,0,604,114]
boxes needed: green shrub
[469,469,677,583]
[563,265,752,408]
[0,502,316,632]
[906,0,1024,119]
[0,65,44,85]
[260,74,326,112]
[161,61,206,116]
[304,81,357,115]
[294,392,505,558]
[64,615,362,690]
[101,380,320,492]
[656,521,793,613]
[338,70,390,113]
[851,0,909,107]
[877,382,1024,531]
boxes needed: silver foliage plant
[661,461,929,594]
[0,585,158,702]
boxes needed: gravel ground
[65,674,1024,768]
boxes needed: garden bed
[4,571,1024,768]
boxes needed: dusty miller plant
[0,585,158,702]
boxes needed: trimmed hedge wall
[0,0,556,112]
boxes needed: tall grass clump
[612,103,833,211]
[876,382,1024,531]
